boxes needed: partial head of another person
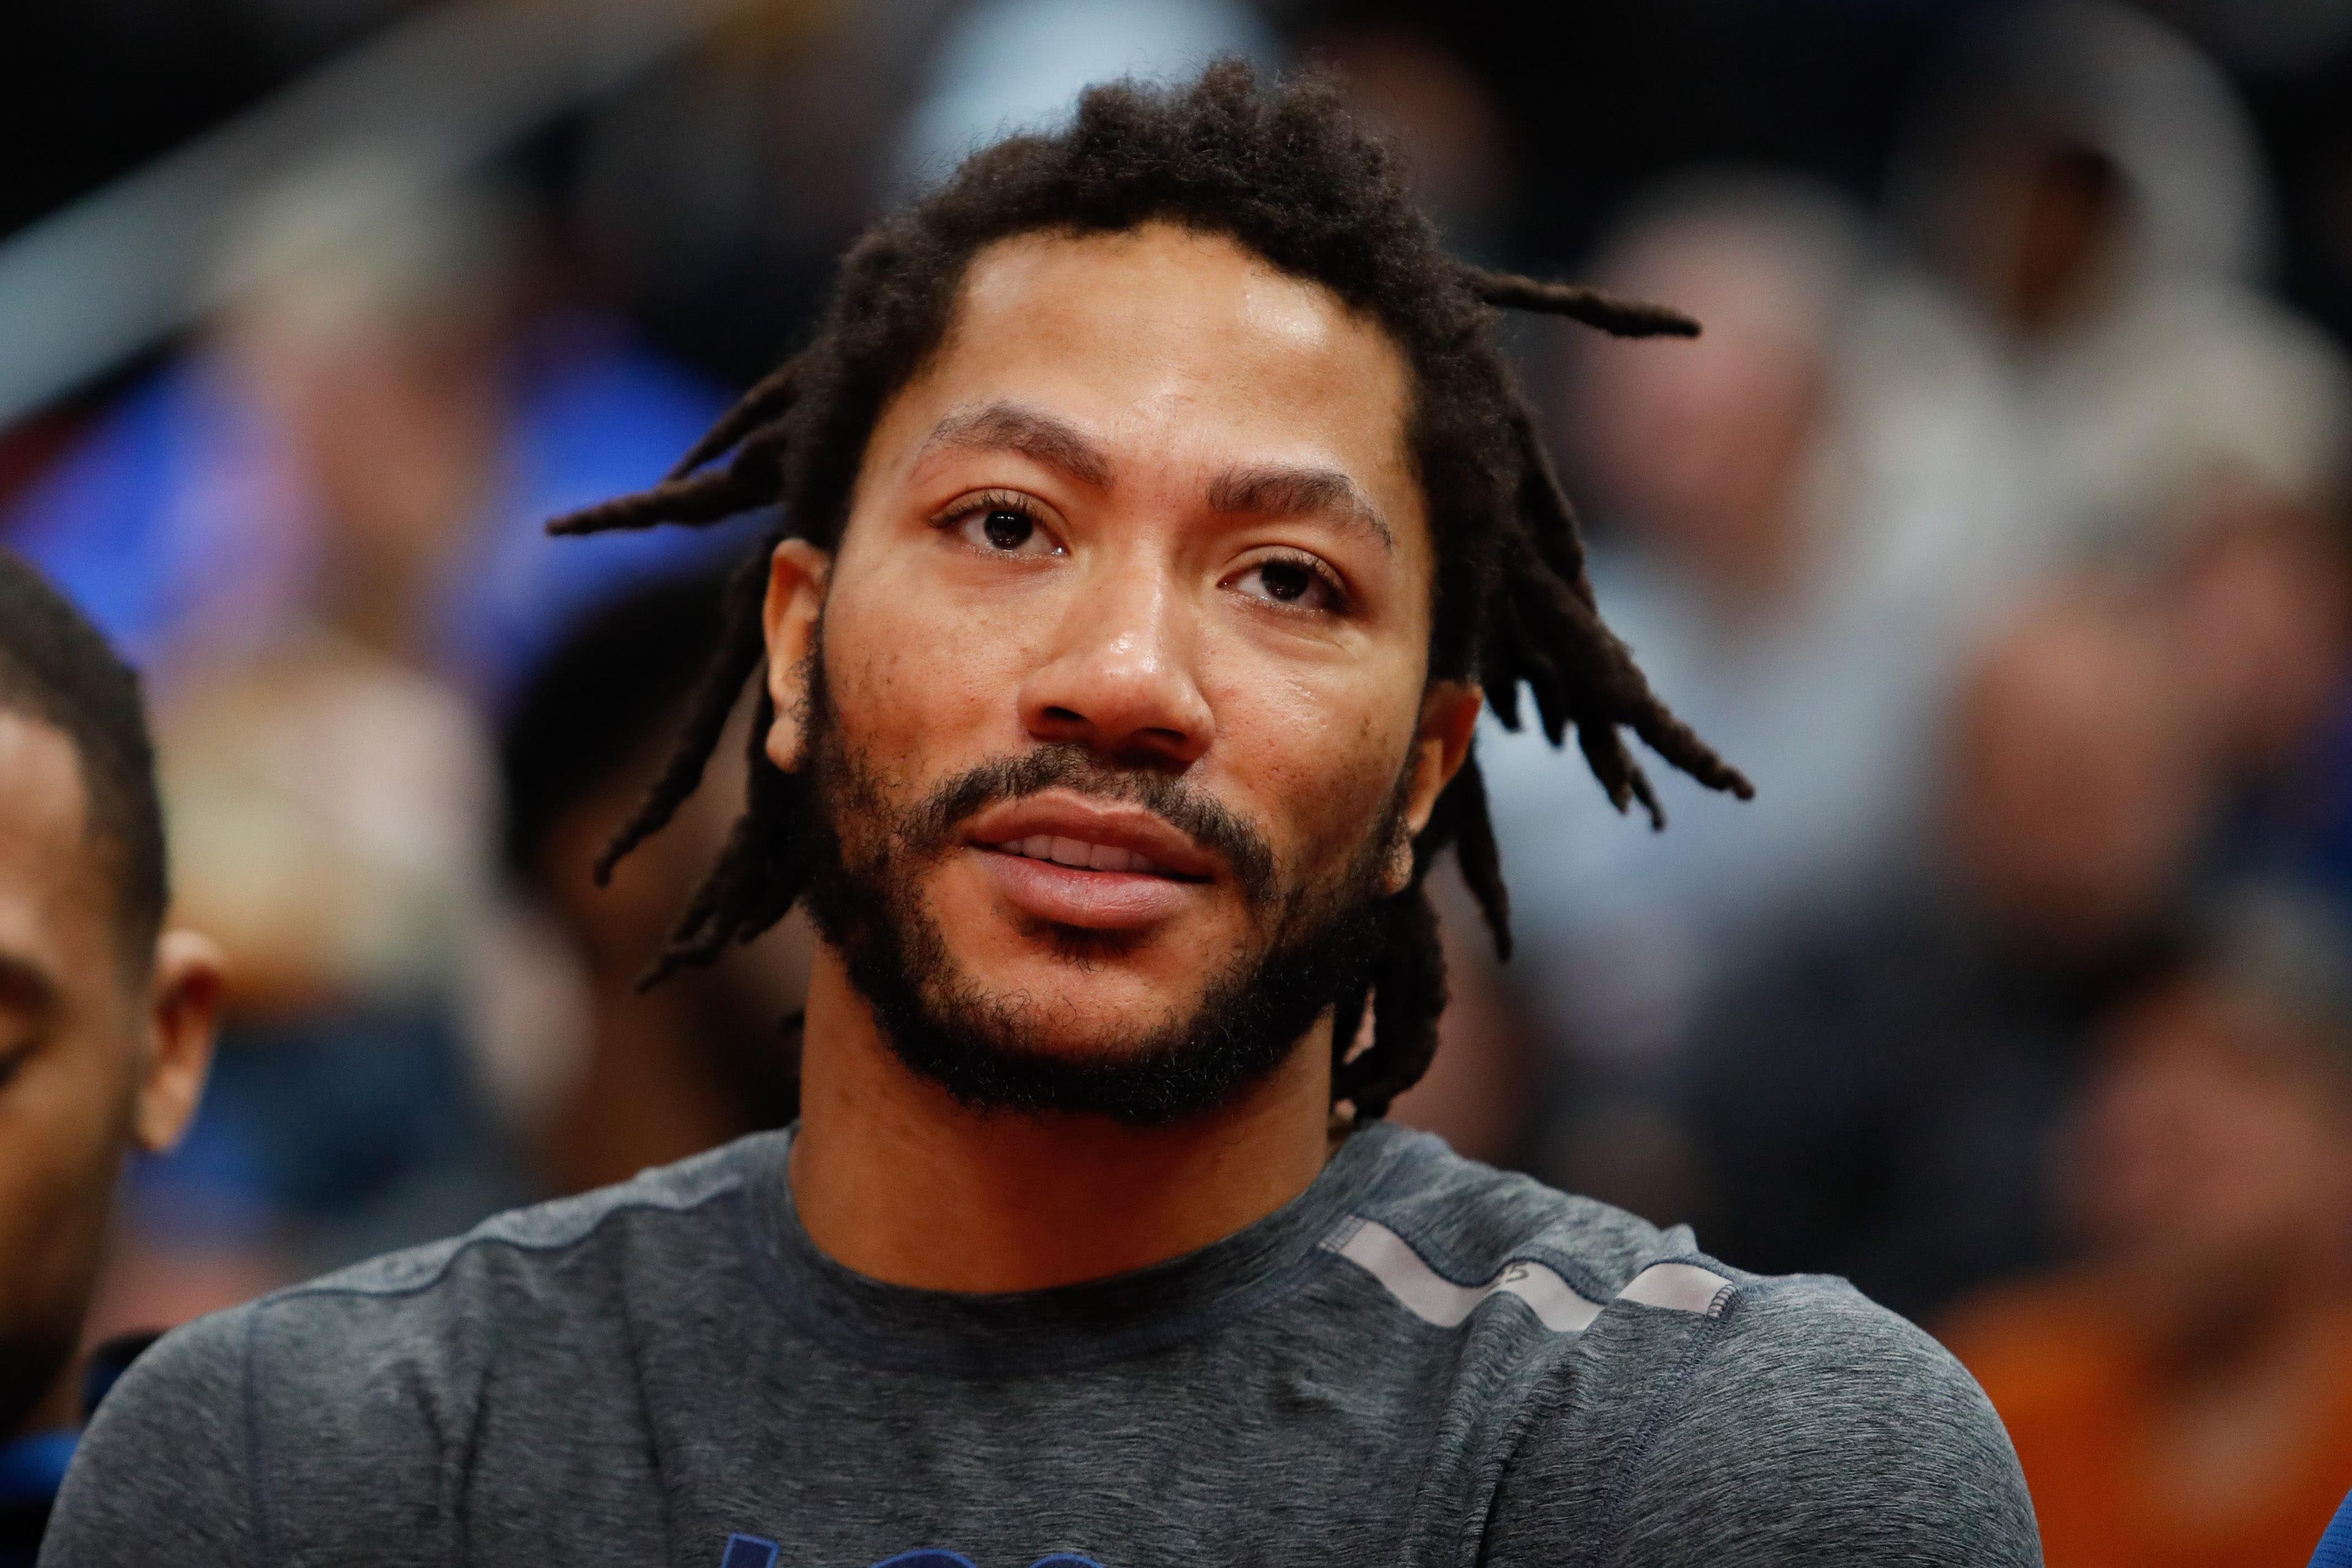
[1946,588,2208,952]
[0,550,222,1440]
[1561,176,1866,607]
[548,61,1751,1128]
[2065,886,2352,1349]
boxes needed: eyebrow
[1207,464,1394,554]
[918,402,1114,491]
[918,400,1394,554]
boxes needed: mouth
[963,793,1218,930]
[976,834,1206,881]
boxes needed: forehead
[0,711,108,983]
[899,224,1425,536]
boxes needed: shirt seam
[243,1302,270,1568]
[1581,1282,1747,1568]
[236,1175,745,1568]
[264,1180,748,1308]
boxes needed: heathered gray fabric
[42,1121,2039,1567]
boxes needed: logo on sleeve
[721,1537,1103,1568]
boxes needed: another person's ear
[1387,682,1485,895]
[131,928,227,1155]
[763,538,832,773]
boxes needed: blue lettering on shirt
[718,1541,1102,1568]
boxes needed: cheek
[1207,657,1419,871]
[820,553,1040,774]
[0,1042,132,1330]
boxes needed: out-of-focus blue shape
[2,318,747,707]
[2312,1485,2352,1567]
[2,360,303,676]
[894,0,1281,193]
[434,320,756,712]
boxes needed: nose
[1017,565,1213,768]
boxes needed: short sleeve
[1483,1277,2043,1567]
[40,1306,257,1567]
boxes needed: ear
[1387,680,1484,895]
[130,928,226,1155]
[762,538,831,772]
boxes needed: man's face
[2067,978,2352,1341]
[775,222,1468,1116]
[0,713,143,1434]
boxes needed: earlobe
[133,929,227,1156]
[763,538,831,772]
[1382,831,1417,898]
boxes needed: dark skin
[771,224,1481,1292]
[0,712,221,1440]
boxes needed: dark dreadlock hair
[548,60,1752,1120]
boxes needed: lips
[964,792,1215,930]
[988,834,1182,878]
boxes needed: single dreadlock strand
[1338,889,1446,1119]
[666,353,807,480]
[546,466,769,537]
[1443,758,1512,960]
[1505,404,1599,609]
[1479,592,1527,731]
[636,691,809,990]
[1463,265,1701,339]
[592,552,774,886]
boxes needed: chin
[935,941,1222,1052]
[933,867,1242,1007]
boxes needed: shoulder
[129,1135,760,1426]
[51,1139,769,1562]
[285,1132,756,1294]
[1354,1132,2038,1564]
[1341,1124,1727,1329]
[1508,1272,2040,1566]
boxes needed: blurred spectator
[2160,482,2352,919]
[0,159,741,1293]
[497,577,805,1197]
[1896,0,2352,565]
[1679,589,2207,1321]
[1470,173,2023,1196]
[892,0,1278,192]
[0,552,222,1566]
[1945,886,2352,1567]
[2,159,740,704]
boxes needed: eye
[1230,552,1346,613]
[941,491,1064,557]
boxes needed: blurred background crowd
[9,0,2352,1559]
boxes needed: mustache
[902,744,1280,909]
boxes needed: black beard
[793,656,1400,1126]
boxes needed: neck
[788,945,1338,1292]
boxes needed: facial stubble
[793,643,1408,1125]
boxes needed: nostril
[1042,706,1085,724]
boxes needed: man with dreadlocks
[47,62,2038,1567]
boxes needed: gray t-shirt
[43,1121,2039,1566]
